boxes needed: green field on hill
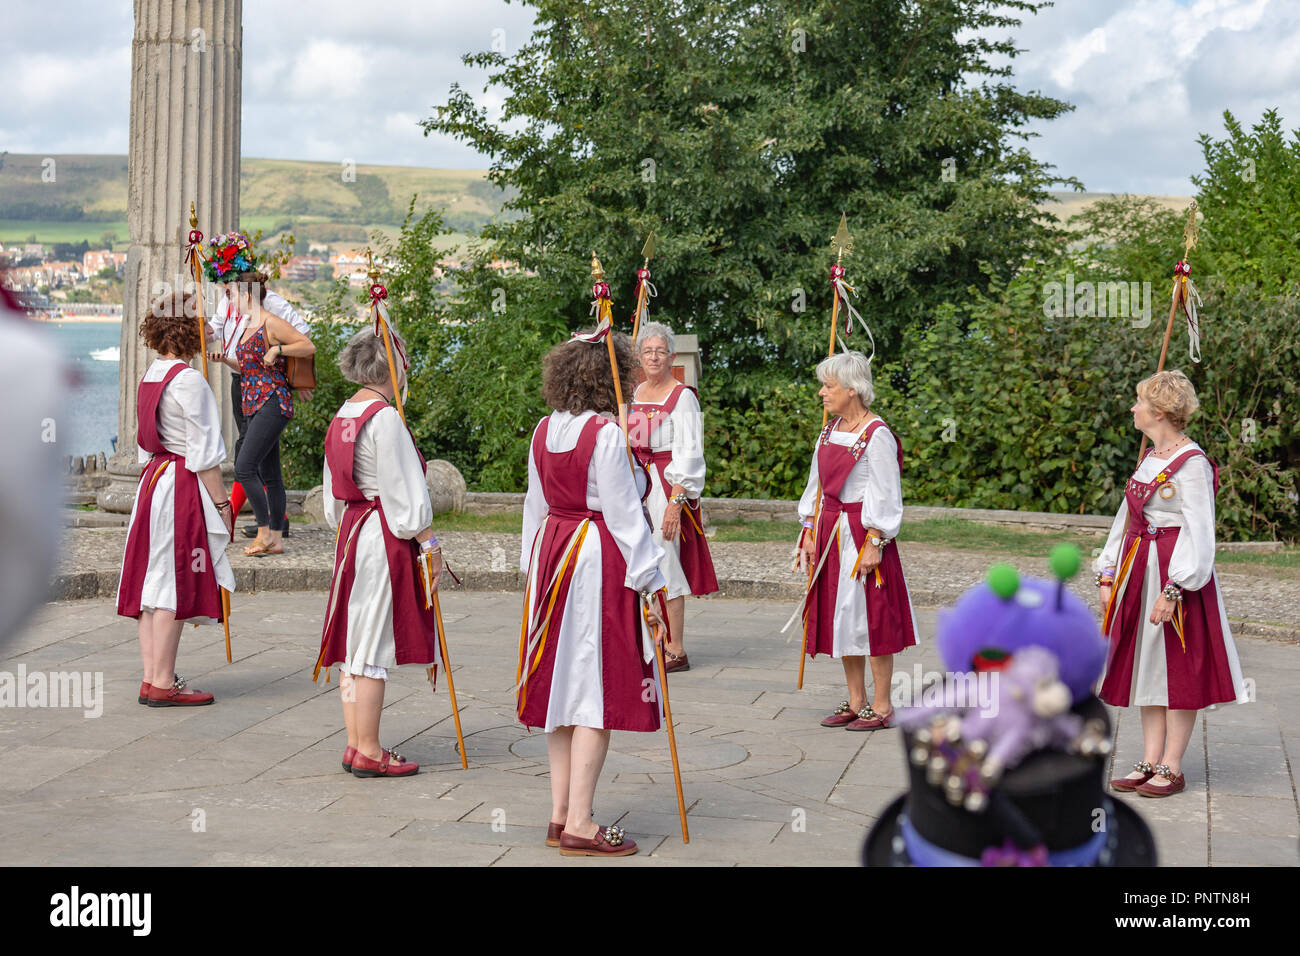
[0,154,508,252]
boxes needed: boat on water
[90,346,120,362]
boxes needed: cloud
[2,0,1297,194]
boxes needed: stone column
[100,0,242,512]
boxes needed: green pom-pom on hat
[1049,543,1081,581]
[987,564,1019,599]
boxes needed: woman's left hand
[1149,594,1179,626]
[853,542,883,579]
[661,501,682,541]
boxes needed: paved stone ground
[1,592,1297,866]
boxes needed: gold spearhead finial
[641,232,656,265]
[366,248,381,282]
[1182,199,1199,258]
[831,212,852,263]
[591,252,605,281]
[189,201,198,230]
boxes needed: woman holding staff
[116,291,234,706]
[629,321,718,673]
[1097,370,1248,797]
[315,328,444,778]
[518,329,668,857]
[795,350,917,730]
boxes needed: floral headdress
[202,232,257,283]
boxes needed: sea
[44,319,123,460]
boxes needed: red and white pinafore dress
[117,361,232,623]
[629,382,719,597]
[799,417,918,659]
[517,413,665,733]
[1098,445,1248,709]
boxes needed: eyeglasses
[640,349,671,358]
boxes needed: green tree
[1193,108,1300,296]
[422,0,1078,487]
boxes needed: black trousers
[234,398,290,532]
[230,373,248,461]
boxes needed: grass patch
[709,516,1097,556]
[1214,549,1300,568]
[435,512,524,533]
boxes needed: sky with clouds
[3,0,1297,195]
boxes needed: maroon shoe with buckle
[846,707,894,731]
[342,746,357,773]
[147,679,214,707]
[1111,760,1156,792]
[351,747,419,778]
[664,651,690,673]
[138,681,152,705]
[1136,765,1185,797]
[559,824,638,857]
[546,821,565,847]
[821,700,858,727]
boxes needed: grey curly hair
[339,327,408,390]
[636,321,675,356]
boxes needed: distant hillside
[0,153,1188,251]
[0,153,510,250]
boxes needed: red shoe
[147,681,215,707]
[1110,760,1156,792]
[664,651,690,673]
[846,707,894,731]
[351,747,419,778]
[138,681,152,705]
[559,824,638,857]
[342,746,357,773]
[546,821,565,848]
[1136,765,1185,797]
[821,700,858,727]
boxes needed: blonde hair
[1136,369,1199,430]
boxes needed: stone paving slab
[1,592,1297,866]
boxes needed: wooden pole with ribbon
[629,233,655,342]
[1136,200,1203,463]
[587,251,688,842]
[796,214,853,689]
[367,252,468,769]
[185,200,232,660]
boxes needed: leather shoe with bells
[1136,765,1185,797]
[147,682,215,707]
[559,824,637,857]
[1110,759,1156,792]
[821,700,858,728]
[351,748,419,778]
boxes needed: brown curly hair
[141,291,202,358]
[542,332,637,415]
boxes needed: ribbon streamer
[832,276,875,364]
[1175,272,1202,363]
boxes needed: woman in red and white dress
[316,328,443,779]
[519,331,667,858]
[1097,370,1248,798]
[796,350,918,730]
[117,292,234,706]
[629,321,718,673]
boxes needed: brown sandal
[244,539,284,557]
[558,824,637,857]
